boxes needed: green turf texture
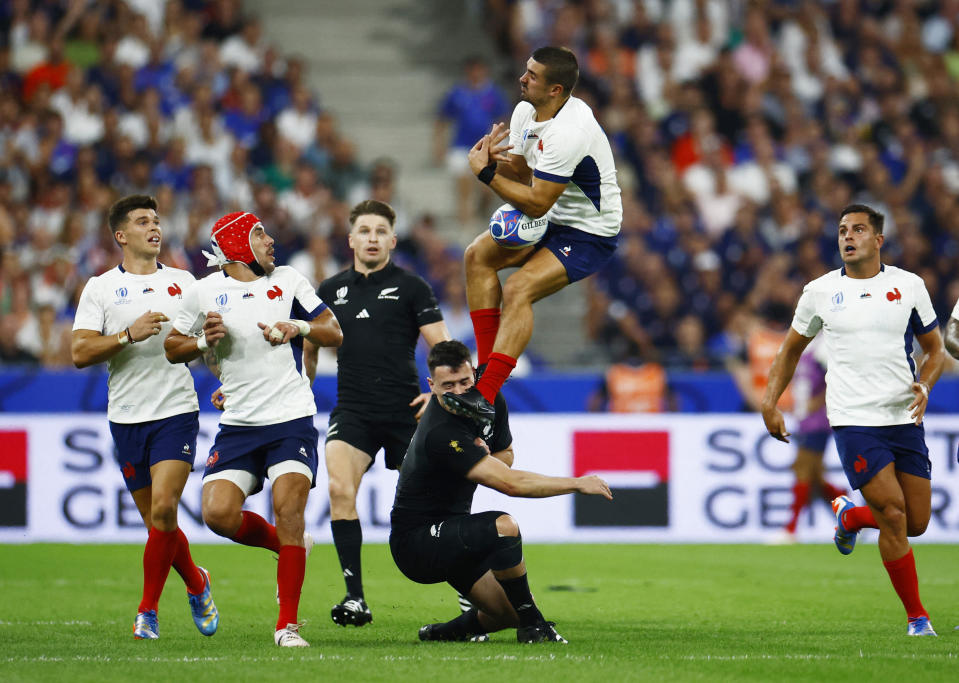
[1,543,958,681]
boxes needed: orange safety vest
[605,362,667,413]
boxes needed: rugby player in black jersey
[304,200,451,626]
[390,340,611,643]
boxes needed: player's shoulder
[883,264,923,285]
[391,263,433,289]
[192,269,228,290]
[803,268,843,292]
[512,100,535,123]
[553,96,596,129]
[158,263,196,282]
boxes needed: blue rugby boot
[188,567,219,636]
[831,495,859,555]
[133,610,159,639]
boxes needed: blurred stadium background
[2,0,959,544]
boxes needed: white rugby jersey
[172,265,328,426]
[791,265,939,427]
[73,264,199,423]
[508,97,622,237]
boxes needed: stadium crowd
[0,0,468,369]
[486,0,959,375]
[2,0,958,386]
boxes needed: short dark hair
[840,204,885,234]
[349,199,395,228]
[427,340,472,374]
[108,194,157,232]
[531,46,579,95]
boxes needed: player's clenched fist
[128,310,169,342]
[202,312,227,348]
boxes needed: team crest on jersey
[142,286,154,294]
[538,139,543,152]
[267,285,283,301]
[168,283,182,298]
[886,288,902,304]
[334,286,348,304]
[378,286,400,300]
[114,287,131,305]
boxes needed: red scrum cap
[209,211,261,266]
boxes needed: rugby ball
[488,204,548,249]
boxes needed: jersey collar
[350,260,397,284]
[118,262,163,273]
[840,263,884,277]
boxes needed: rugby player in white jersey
[164,211,342,647]
[72,194,218,641]
[445,46,622,426]
[761,204,945,637]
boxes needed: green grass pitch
[2,543,958,681]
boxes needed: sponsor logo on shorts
[122,461,135,479]
[181,443,191,455]
[328,422,339,437]
[378,286,400,300]
[207,451,219,468]
[430,522,443,537]
[298,446,308,457]
[559,245,572,257]
[854,454,868,473]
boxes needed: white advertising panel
[1,413,958,543]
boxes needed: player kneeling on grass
[165,212,342,647]
[72,194,218,641]
[389,340,611,643]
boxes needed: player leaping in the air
[445,46,622,426]
[165,212,342,647]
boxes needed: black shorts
[390,511,505,596]
[326,408,416,470]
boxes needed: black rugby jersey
[318,262,443,416]
[391,393,511,533]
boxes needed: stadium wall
[2,413,959,544]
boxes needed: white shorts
[203,460,314,497]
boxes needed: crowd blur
[486,0,959,382]
[0,0,469,369]
[3,1,958,388]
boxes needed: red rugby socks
[172,527,206,595]
[883,548,927,619]
[785,482,810,534]
[470,308,501,366]
[231,510,281,553]
[139,527,178,613]
[841,505,878,532]
[276,545,306,629]
[476,352,516,404]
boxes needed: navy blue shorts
[833,424,931,490]
[109,411,199,493]
[206,416,319,495]
[793,429,831,452]
[537,223,618,283]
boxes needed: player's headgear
[204,211,265,274]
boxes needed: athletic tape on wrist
[118,330,130,346]
[283,319,311,337]
[196,334,209,352]
[477,162,496,185]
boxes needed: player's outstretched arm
[72,310,169,368]
[466,455,611,500]
[468,134,563,218]
[761,328,814,442]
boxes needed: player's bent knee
[878,504,907,529]
[907,518,929,537]
[202,502,240,537]
[495,514,519,538]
